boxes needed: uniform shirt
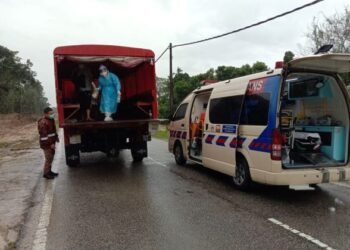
[38,117,58,149]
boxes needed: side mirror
[168,114,174,121]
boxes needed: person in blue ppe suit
[98,65,121,121]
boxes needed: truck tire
[131,140,147,162]
[107,148,120,158]
[174,141,186,166]
[65,144,80,167]
[233,156,251,190]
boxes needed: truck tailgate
[62,119,161,129]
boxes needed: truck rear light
[271,129,282,161]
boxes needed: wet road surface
[26,139,350,249]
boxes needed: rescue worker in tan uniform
[38,107,59,179]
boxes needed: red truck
[54,45,158,166]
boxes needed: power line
[173,0,325,48]
[154,0,324,62]
[155,0,325,115]
[155,45,169,63]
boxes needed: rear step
[289,185,315,191]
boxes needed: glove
[117,91,121,103]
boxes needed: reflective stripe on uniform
[40,137,48,141]
[48,133,56,137]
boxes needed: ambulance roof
[194,69,282,93]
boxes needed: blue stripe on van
[205,134,215,144]
[216,136,228,146]
[229,137,246,148]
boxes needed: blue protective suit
[98,72,121,114]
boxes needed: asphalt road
[22,139,350,250]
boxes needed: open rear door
[287,53,350,73]
[202,82,246,176]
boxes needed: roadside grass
[153,130,169,141]
[0,142,10,149]
[6,241,16,250]
[10,138,39,151]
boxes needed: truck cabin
[54,45,157,127]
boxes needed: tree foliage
[157,61,269,118]
[0,45,48,114]
[306,8,350,53]
[283,51,295,63]
[305,7,350,85]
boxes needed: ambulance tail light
[271,129,282,161]
[275,61,284,69]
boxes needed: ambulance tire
[233,156,251,190]
[65,144,80,167]
[174,141,186,166]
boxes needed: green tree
[306,8,350,53]
[156,77,170,118]
[283,51,295,63]
[215,66,239,81]
[0,45,48,114]
[252,61,269,73]
[305,8,350,84]
[157,61,271,118]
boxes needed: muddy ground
[0,114,42,249]
[0,114,40,162]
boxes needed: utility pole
[169,42,174,114]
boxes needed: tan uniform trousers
[43,148,55,174]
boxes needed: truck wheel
[131,140,147,162]
[174,142,186,166]
[132,152,144,162]
[65,144,80,167]
[107,148,119,158]
[233,156,251,190]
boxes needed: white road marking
[147,156,168,168]
[268,218,336,250]
[32,131,62,250]
[32,181,55,250]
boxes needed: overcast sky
[0,0,348,105]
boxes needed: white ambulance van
[168,53,350,189]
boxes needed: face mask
[49,114,55,120]
[101,71,108,77]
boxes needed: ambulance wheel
[233,156,251,190]
[65,144,80,167]
[174,141,186,166]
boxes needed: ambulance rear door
[287,53,350,73]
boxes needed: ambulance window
[240,92,270,125]
[173,103,188,121]
[209,96,243,124]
